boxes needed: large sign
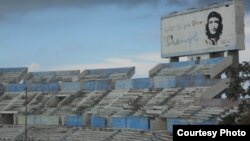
[161,0,244,58]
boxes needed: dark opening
[0,114,15,124]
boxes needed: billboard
[161,0,244,58]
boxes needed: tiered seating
[50,70,80,82]
[133,91,157,116]
[110,130,152,141]
[0,125,25,140]
[90,90,127,116]
[17,126,74,141]
[156,64,214,77]
[52,93,82,116]
[74,91,107,112]
[54,91,107,115]
[185,64,211,75]
[90,90,155,117]
[67,128,116,141]
[0,124,173,141]
[150,57,224,77]
[4,93,37,112]
[26,93,54,114]
[153,132,173,141]
[111,91,142,116]
[0,93,23,111]
[163,87,209,119]
[134,88,180,117]
[192,106,238,121]
[24,70,80,83]
[42,94,70,115]
[0,67,27,84]
[62,92,88,115]
[79,67,135,81]
[157,66,193,76]
[109,130,172,141]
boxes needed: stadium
[0,0,248,140]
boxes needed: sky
[0,0,250,78]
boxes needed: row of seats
[0,87,238,124]
[156,64,213,76]
[0,69,27,84]
[0,125,24,141]
[0,125,172,141]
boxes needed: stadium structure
[0,0,246,140]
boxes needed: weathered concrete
[150,117,166,131]
[210,56,233,78]
[201,79,230,99]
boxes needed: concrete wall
[31,83,59,93]
[115,78,153,90]
[83,113,90,127]
[153,76,176,88]
[201,79,229,99]
[127,116,149,131]
[115,79,132,90]
[83,80,112,91]
[7,84,26,92]
[132,78,153,89]
[176,75,208,87]
[199,57,224,65]
[210,56,233,78]
[17,115,60,125]
[153,75,216,89]
[90,116,106,128]
[163,61,195,68]
[65,115,83,127]
[111,116,165,131]
[62,82,82,92]
[111,117,127,129]
[150,118,166,130]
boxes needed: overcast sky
[0,0,249,78]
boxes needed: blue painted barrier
[153,76,176,88]
[65,115,83,127]
[7,84,26,92]
[31,83,59,93]
[115,79,132,90]
[83,80,112,91]
[90,116,106,128]
[200,57,224,65]
[127,116,149,131]
[132,78,153,89]
[0,67,27,73]
[111,117,127,129]
[62,82,81,92]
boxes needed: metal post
[25,86,28,141]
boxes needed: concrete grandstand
[0,0,246,141]
[0,56,240,140]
